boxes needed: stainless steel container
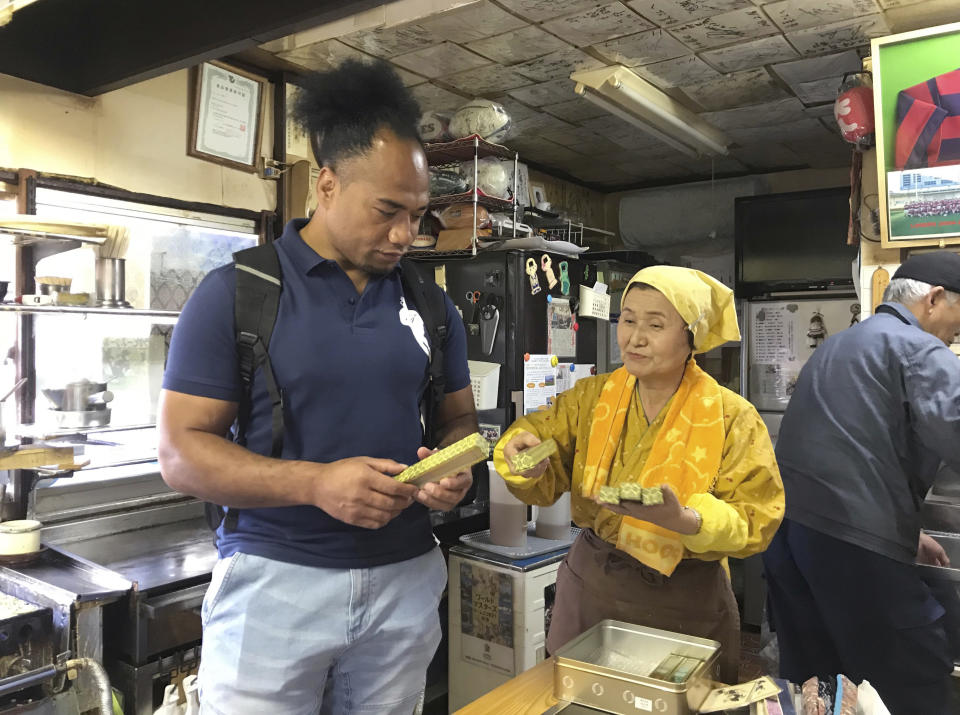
[553,620,720,715]
[95,257,131,308]
[917,531,960,666]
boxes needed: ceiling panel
[786,13,890,55]
[541,2,653,47]
[591,28,690,66]
[627,0,755,27]
[542,97,610,123]
[702,97,806,130]
[700,34,799,73]
[391,42,490,78]
[681,67,789,112]
[771,50,863,85]
[633,55,725,88]
[409,82,470,112]
[508,78,580,106]
[441,64,534,95]
[466,25,571,64]
[275,39,370,71]
[764,0,882,32]
[513,47,606,83]
[495,0,603,23]
[339,22,435,58]
[414,1,525,44]
[669,7,777,52]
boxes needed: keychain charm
[559,261,571,296]
[541,254,558,289]
[526,257,542,295]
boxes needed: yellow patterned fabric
[582,362,724,575]
[493,374,784,569]
[626,265,740,354]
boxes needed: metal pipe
[64,658,113,715]
[0,664,57,695]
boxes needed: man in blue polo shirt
[764,251,960,714]
[158,60,476,714]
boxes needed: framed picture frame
[188,61,266,172]
[873,22,960,247]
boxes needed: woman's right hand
[503,431,549,479]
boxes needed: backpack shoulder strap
[233,242,284,458]
[400,258,449,448]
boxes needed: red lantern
[834,72,874,148]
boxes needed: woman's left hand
[597,484,700,535]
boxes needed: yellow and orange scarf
[581,361,724,576]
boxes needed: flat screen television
[735,187,859,298]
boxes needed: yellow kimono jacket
[493,373,784,563]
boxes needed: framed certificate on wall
[189,61,265,172]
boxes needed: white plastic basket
[579,284,611,320]
[468,360,500,410]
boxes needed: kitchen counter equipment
[917,531,960,665]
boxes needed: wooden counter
[454,657,559,715]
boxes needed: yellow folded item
[395,433,489,488]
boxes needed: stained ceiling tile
[732,143,804,170]
[391,42,490,78]
[782,137,852,168]
[496,0,603,23]
[409,83,470,112]
[496,98,542,123]
[677,155,750,174]
[542,97,610,123]
[804,103,839,118]
[700,34,799,73]
[514,48,606,83]
[727,117,833,144]
[633,55,725,88]
[578,136,630,154]
[591,29,690,66]
[876,0,929,6]
[771,50,863,86]
[626,0,754,27]
[339,22,434,58]
[786,14,890,56]
[702,97,805,130]
[415,1,525,44]
[508,79,580,106]
[441,65,534,95]
[681,67,789,111]
[764,0,882,32]
[541,2,653,47]
[669,7,777,52]
[792,76,843,105]
[466,26,571,65]
[275,39,370,71]
[541,126,608,147]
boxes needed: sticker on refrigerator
[547,298,576,358]
[523,354,558,415]
[459,562,515,675]
[751,304,798,364]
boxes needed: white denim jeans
[197,547,446,715]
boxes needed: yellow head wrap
[625,265,740,354]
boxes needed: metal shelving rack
[423,135,519,256]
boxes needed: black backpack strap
[215,243,284,537]
[400,258,448,448]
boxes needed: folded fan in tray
[395,433,489,488]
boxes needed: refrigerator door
[745,296,861,412]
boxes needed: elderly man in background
[764,251,960,714]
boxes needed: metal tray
[459,524,579,560]
[553,620,720,715]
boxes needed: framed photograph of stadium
[873,22,960,247]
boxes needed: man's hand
[502,431,549,479]
[596,484,700,536]
[413,446,474,511]
[312,457,418,529]
[918,531,950,567]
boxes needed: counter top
[455,657,559,715]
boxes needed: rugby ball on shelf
[449,100,512,144]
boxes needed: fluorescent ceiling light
[0,0,41,26]
[570,65,730,158]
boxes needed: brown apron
[547,528,741,684]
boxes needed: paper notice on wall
[460,562,515,675]
[556,363,594,395]
[751,304,798,364]
[547,299,577,358]
[523,354,558,415]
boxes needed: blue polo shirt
[162,219,470,568]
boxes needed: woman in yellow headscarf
[494,265,784,683]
